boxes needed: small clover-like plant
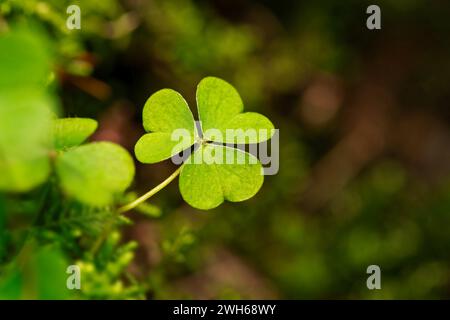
[0,29,135,207]
[121,77,274,211]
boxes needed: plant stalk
[91,166,183,255]
[118,165,183,213]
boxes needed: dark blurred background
[2,0,450,298]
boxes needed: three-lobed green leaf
[135,76,274,210]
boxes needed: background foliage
[1,0,450,299]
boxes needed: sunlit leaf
[135,132,193,164]
[215,112,274,144]
[196,76,243,134]
[143,89,195,133]
[136,89,196,163]
[135,77,273,210]
[179,144,264,210]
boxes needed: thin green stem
[118,165,183,214]
[91,166,182,256]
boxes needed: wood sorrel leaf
[135,89,196,163]
[196,77,243,135]
[52,118,98,150]
[143,88,195,133]
[132,77,274,211]
[56,142,135,206]
[179,144,264,210]
[196,77,274,143]
[135,132,193,164]
[215,112,275,144]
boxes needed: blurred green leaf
[0,245,72,300]
[0,27,53,89]
[0,27,57,192]
[0,195,5,261]
[52,118,98,150]
[32,246,72,300]
[0,268,22,299]
[56,142,135,206]
[0,89,54,192]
